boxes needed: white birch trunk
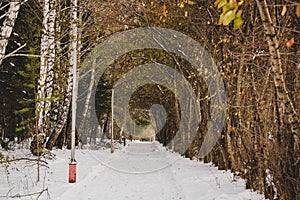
[46,0,70,149]
[0,2,21,66]
[36,0,56,135]
[45,0,56,132]
[46,52,74,149]
[37,0,50,137]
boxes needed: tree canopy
[0,0,299,199]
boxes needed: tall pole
[69,0,77,183]
[111,89,114,153]
[70,0,77,162]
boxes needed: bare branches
[2,43,26,59]
[1,157,48,165]
[0,188,48,199]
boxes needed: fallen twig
[0,157,48,165]
[0,188,48,199]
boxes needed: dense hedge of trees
[0,0,299,199]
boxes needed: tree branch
[0,188,48,199]
[3,43,26,59]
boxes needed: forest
[0,0,299,199]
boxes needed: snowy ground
[0,141,265,200]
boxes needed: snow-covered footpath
[0,141,265,200]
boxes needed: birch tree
[31,0,56,155]
[46,0,79,149]
[0,2,21,66]
[214,1,299,198]
[255,0,299,154]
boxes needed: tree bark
[255,0,299,153]
[32,0,56,154]
[44,0,56,135]
[36,0,49,137]
[45,53,73,149]
[0,2,21,66]
[46,0,80,149]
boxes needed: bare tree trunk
[46,0,61,149]
[46,0,79,150]
[36,0,56,136]
[44,0,56,135]
[36,0,49,137]
[0,2,21,66]
[46,0,74,150]
[255,0,299,153]
[32,0,50,155]
[46,51,74,149]
[78,65,95,143]
[32,0,56,154]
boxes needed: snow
[0,141,265,200]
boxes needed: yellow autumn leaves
[177,0,197,8]
[215,1,300,29]
[215,0,244,29]
[159,0,197,21]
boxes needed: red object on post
[69,161,77,183]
